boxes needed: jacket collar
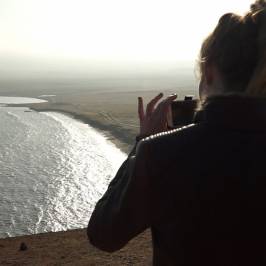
[195,94,266,131]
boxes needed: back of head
[247,1,266,95]
[199,0,266,96]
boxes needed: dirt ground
[0,229,152,266]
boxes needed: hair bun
[251,0,266,13]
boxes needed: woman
[88,1,266,265]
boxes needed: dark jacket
[88,95,266,265]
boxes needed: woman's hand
[138,93,177,137]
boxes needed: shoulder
[139,123,205,148]
[134,123,206,165]
[136,124,205,167]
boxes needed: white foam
[44,111,127,172]
[0,96,47,104]
[38,95,56,97]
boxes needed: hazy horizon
[0,0,253,80]
[0,55,195,79]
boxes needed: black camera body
[167,95,198,128]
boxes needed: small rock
[19,242,28,251]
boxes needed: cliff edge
[0,229,152,265]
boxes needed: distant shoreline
[30,106,134,154]
[1,88,196,155]
[1,102,135,153]
[3,100,136,154]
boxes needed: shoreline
[25,102,137,155]
[0,86,196,264]
[0,103,129,241]
[31,107,133,155]
[0,101,135,239]
[0,102,153,265]
[1,101,133,153]
[0,94,152,264]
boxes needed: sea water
[0,104,127,238]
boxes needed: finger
[158,103,174,129]
[138,97,145,121]
[156,94,177,111]
[167,94,178,101]
[162,94,177,113]
[146,93,163,116]
[154,94,177,120]
[149,99,171,132]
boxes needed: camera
[167,95,198,128]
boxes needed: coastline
[3,88,196,154]
[31,107,134,155]
[0,99,153,265]
[25,101,138,155]
[0,88,193,264]
[0,84,197,264]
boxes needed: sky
[0,0,253,77]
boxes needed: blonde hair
[199,0,266,96]
[246,8,266,95]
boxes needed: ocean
[0,101,126,238]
